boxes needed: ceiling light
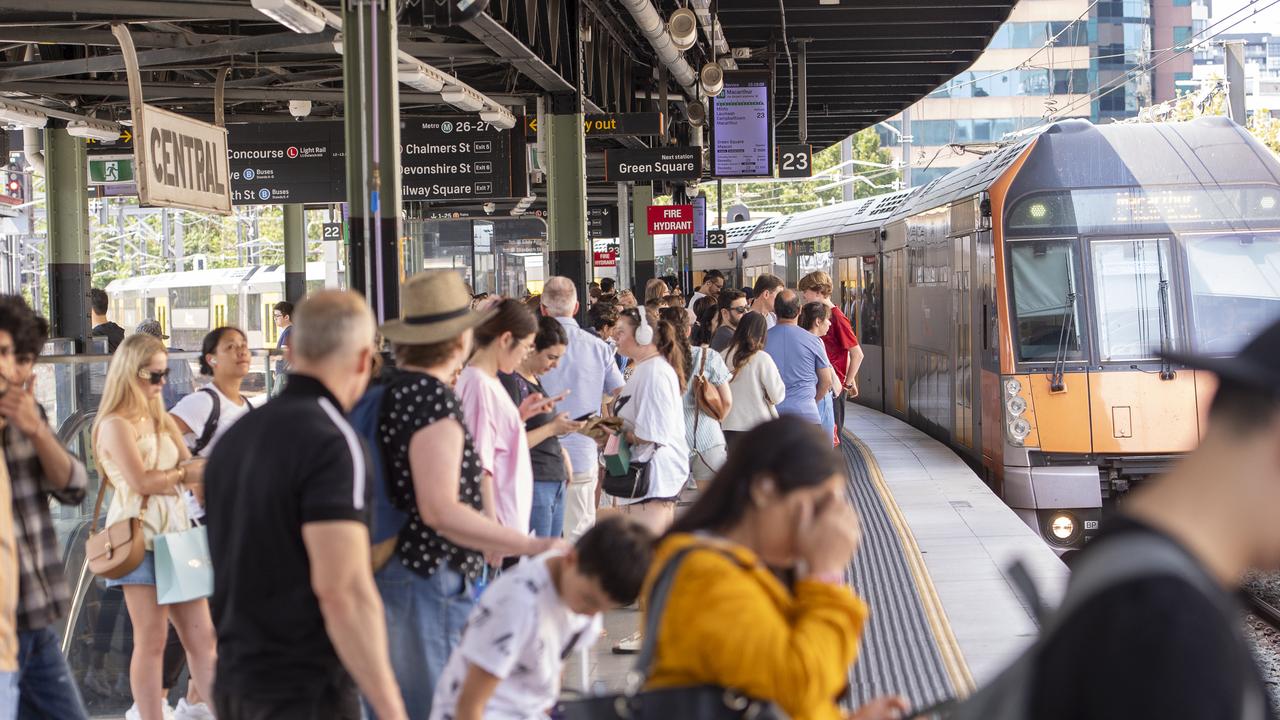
[480,108,516,130]
[0,102,46,129]
[66,119,121,142]
[687,100,706,127]
[251,0,328,34]
[398,63,447,93]
[700,63,724,97]
[668,8,698,52]
[332,32,343,54]
[441,86,485,112]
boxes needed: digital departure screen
[712,72,772,178]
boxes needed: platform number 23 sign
[778,144,813,178]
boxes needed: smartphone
[573,412,594,422]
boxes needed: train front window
[1090,238,1176,362]
[1184,233,1280,355]
[1009,240,1086,363]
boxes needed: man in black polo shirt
[205,290,406,720]
[1029,318,1280,720]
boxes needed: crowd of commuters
[1,267,1278,720]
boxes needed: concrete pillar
[45,128,91,348]
[545,95,589,308]
[283,204,306,303]
[342,0,401,323]
[631,184,654,293]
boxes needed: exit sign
[647,204,694,234]
[89,159,134,184]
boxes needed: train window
[1090,238,1176,361]
[1008,240,1086,363]
[1184,233,1280,355]
[247,293,263,331]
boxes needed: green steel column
[45,128,91,348]
[545,96,589,306]
[342,0,401,323]
[631,184,655,294]
[283,204,306,303]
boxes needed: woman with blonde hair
[92,333,216,720]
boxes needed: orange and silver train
[696,117,1280,553]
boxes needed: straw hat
[380,271,494,345]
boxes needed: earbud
[210,359,218,366]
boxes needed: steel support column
[631,184,654,293]
[45,128,90,348]
[343,0,401,323]
[283,204,306,303]
[545,95,589,307]
[616,182,631,291]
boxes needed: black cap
[1161,317,1280,395]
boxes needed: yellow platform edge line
[849,435,977,696]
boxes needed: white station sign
[135,104,232,215]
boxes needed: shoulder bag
[602,434,651,499]
[85,473,148,580]
[557,544,787,720]
[693,346,728,422]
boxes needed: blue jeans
[530,481,566,538]
[16,628,88,720]
[0,671,16,720]
[371,559,473,720]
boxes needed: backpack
[190,388,222,456]
[349,383,409,548]
[943,533,1266,720]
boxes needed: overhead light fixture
[441,86,485,112]
[251,0,328,34]
[398,62,447,93]
[668,8,698,52]
[700,62,724,97]
[0,102,47,129]
[687,100,706,127]
[479,108,516,130]
[66,119,121,142]
[332,32,343,54]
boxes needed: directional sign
[86,128,134,156]
[604,148,703,183]
[588,205,619,238]
[526,112,663,138]
[89,159,134,184]
[401,116,528,201]
[777,144,813,178]
[228,122,345,205]
[707,229,728,248]
[647,204,694,234]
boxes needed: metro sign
[647,204,694,234]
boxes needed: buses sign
[135,104,232,215]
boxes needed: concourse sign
[604,148,703,182]
[229,122,345,205]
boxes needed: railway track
[1246,590,1280,631]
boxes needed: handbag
[602,460,651,499]
[154,521,214,605]
[85,474,148,580]
[558,545,787,720]
[693,347,727,422]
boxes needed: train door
[952,234,975,451]
[883,243,908,419]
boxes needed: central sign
[401,117,527,201]
[647,204,694,234]
[135,105,231,214]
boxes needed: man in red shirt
[799,271,864,434]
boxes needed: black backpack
[190,387,253,456]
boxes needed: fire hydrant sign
[647,204,694,234]
[135,104,232,215]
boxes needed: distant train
[696,117,1280,554]
[105,262,330,351]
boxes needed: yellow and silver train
[697,117,1280,553]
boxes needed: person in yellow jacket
[642,418,908,720]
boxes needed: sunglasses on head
[137,368,170,385]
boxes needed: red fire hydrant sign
[647,204,694,234]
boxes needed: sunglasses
[137,368,170,385]
[729,306,749,314]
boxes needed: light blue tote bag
[154,525,214,605]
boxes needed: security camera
[288,100,312,120]
[483,202,496,215]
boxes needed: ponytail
[657,307,691,392]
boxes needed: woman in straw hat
[374,272,566,720]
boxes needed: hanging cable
[774,0,794,130]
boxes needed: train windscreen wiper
[1155,240,1176,380]
[1049,256,1076,393]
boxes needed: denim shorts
[104,550,156,587]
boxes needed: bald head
[774,288,801,320]
[542,276,578,317]
[291,290,376,364]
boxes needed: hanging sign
[604,148,703,182]
[647,204,694,234]
[135,104,232,214]
[588,205,619,238]
[228,121,345,205]
[526,112,664,138]
[711,71,773,178]
[707,229,728,248]
[400,116,528,201]
[777,144,813,178]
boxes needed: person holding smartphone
[499,316,584,538]
[642,418,906,720]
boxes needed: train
[696,117,1280,554]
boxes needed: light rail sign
[603,148,703,182]
[135,104,232,215]
[228,122,345,205]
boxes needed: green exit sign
[89,159,134,184]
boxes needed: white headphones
[635,308,654,345]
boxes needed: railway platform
[568,402,1067,709]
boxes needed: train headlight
[1008,418,1032,444]
[1004,378,1022,397]
[1050,513,1076,541]
[1006,396,1027,417]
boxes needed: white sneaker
[175,698,216,720]
[126,702,177,720]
